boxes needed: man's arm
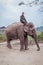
[23,16,27,23]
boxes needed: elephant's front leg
[20,39,24,51]
[24,36,28,50]
[20,34,24,51]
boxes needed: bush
[0,34,6,42]
[38,32,43,42]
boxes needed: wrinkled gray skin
[6,22,40,51]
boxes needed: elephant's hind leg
[20,40,24,51]
[7,39,12,49]
[6,32,12,49]
[7,38,12,49]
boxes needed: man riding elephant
[5,12,40,51]
[20,12,27,25]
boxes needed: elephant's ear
[24,29,27,32]
[24,26,28,32]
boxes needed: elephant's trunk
[33,33,40,51]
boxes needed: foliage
[38,32,43,42]
[0,34,6,42]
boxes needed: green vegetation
[0,34,6,42]
[28,31,43,43]
[38,32,43,42]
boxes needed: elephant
[6,22,40,51]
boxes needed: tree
[18,0,43,12]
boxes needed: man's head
[22,12,24,16]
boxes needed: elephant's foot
[25,45,29,50]
[25,48,29,50]
[7,44,12,49]
[20,46,24,51]
[20,47,24,51]
[20,49,24,51]
[20,44,25,51]
[37,48,40,51]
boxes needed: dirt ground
[0,41,43,65]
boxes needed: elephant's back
[6,22,24,32]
